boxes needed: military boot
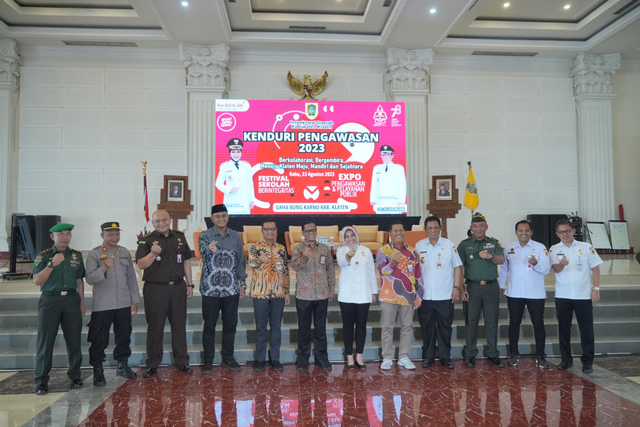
[116,359,138,379]
[93,366,106,387]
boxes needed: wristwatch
[187,284,195,288]
[593,287,600,291]
[46,261,53,268]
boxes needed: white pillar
[385,47,433,218]
[570,52,620,223]
[179,43,230,227]
[0,39,21,252]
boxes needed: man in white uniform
[369,145,406,212]
[499,220,551,369]
[415,216,462,369]
[215,138,255,215]
[549,218,602,374]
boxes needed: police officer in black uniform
[136,210,194,377]
[32,223,86,395]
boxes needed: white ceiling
[0,0,639,59]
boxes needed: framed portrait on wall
[167,179,185,202]
[435,177,453,201]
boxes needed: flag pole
[142,161,149,234]
[467,161,474,216]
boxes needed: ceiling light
[503,2,510,7]
[430,8,436,14]
[181,1,188,6]
[564,4,570,9]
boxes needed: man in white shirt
[415,216,463,369]
[369,145,406,212]
[499,220,551,369]
[549,219,602,374]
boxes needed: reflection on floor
[0,355,638,426]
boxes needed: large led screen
[215,100,406,215]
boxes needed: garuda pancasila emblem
[287,71,329,100]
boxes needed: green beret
[471,213,486,223]
[49,223,75,233]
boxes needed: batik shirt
[376,242,424,306]
[248,240,290,299]
[199,227,247,297]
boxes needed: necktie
[234,161,239,170]
[385,165,388,172]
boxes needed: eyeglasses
[303,229,317,233]
[557,229,573,235]
[263,227,277,232]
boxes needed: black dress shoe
[441,359,455,369]
[582,364,593,374]
[297,360,309,371]
[202,363,213,374]
[465,357,476,368]
[271,361,284,371]
[354,360,366,370]
[70,378,83,389]
[422,359,435,368]
[253,361,266,372]
[487,357,505,368]
[347,363,355,370]
[315,358,332,371]
[35,384,48,396]
[143,367,157,378]
[558,361,573,370]
[222,359,241,371]
[177,364,193,374]
[507,355,519,367]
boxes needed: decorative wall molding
[570,52,621,96]
[179,43,230,88]
[386,47,433,91]
[0,38,21,86]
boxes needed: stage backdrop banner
[215,100,407,215]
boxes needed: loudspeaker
[527,214,552,249]
[35,215,61,254]
[527,214,573,249]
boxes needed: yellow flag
[464,165,479,211]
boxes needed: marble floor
[0,355,639,426]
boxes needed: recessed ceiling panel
[15,0,132,7]
[477,0,606,22]
[250,0,368,15]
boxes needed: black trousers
[417,299,454,360]
[143,282,189,368]
[339,302,370,355]
[87,306,133,367]
[296,298,329,361]
[555,298,594,365]
[507,296,546,357]
[202,294,239,363]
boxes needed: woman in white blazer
[336,226,378,369]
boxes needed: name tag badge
[177,253,182,263]
[320,256,326,265]
[408,264,414,273]
[527,264,532,270]
[276,261,283,271]
[437,263,442,269]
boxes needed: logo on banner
[305,103,319,120]
[373,105,387,126]
[216,113,237,132]
[303,186,320,200]
[391,104,402,117]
